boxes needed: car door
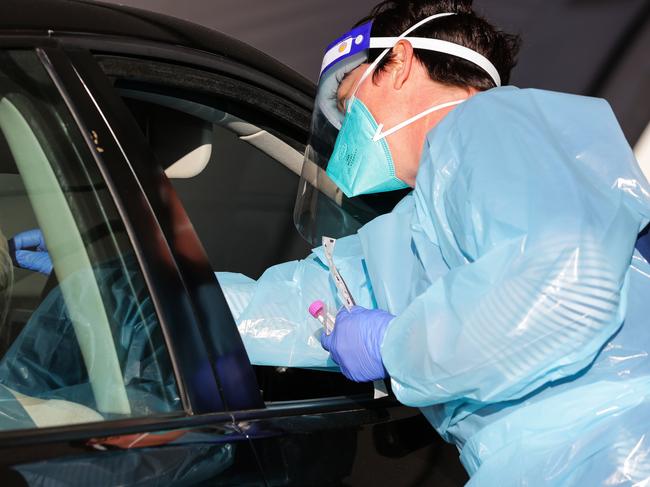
[70,38,469,486]
[0,40,268,486]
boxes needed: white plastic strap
[348,11,502,112]
[370,37,501,88]
[373,99,465,141]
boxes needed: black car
[0,0,469,485]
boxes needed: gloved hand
[320,305,394,382]
[9,229,52,275]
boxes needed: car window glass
[0,50,181,432]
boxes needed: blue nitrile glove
[320,305,394,382]
[9,229,52,275]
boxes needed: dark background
[99,0,649,155]
[97,1,647,88]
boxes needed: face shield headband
[318,12,501,131]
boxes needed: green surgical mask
[326,95,465,198]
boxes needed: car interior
[115,84,377,402]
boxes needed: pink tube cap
[309,300,325,318]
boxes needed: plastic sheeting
[220,87,650,484]
[458,254,650,486]
[0,383,35,430]
[0,255,180,422]
[216,234,375,368]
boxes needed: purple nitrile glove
[320,305,394,382]
[9,229,52,275]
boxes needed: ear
[390,40,415,90]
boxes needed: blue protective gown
[220,86,650,485]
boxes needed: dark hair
[356,0,521,90]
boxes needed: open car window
[100,56,375,402]
[0,49,181,432]
[118,89,311,279]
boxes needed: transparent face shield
[294,14,501,247]
[294,21,383,247]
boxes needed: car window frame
[28,41,233,414]
[93,54,310,151]
[62,45,265,413]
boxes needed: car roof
[0,0,314,97]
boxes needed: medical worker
[225,0,650,485]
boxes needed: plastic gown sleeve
[216,234,374,368]
[381,87,650,406]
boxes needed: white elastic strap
[372,99,465,141]
[370,37,501,88]
[348,12,457,111]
